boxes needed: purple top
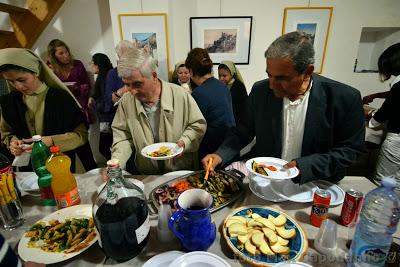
[56,59,90,109]
[104,67,124,113]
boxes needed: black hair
[92,53,113,78]
[378,43,400,80]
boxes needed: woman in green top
[0,48,91,171]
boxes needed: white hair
[115,40,135,58]
[117,47,158,79]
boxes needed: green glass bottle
[31,135,56,206]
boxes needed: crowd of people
[1,31,400,266]
[0,31,398,186]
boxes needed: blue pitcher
[168,188,216,251]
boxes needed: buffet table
[1,171,398,267]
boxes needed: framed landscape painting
[282,7,333,74]
[190,16,253,65]
[118,13,170,80]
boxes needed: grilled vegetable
[252,161,268,176]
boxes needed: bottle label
[54,187,81,208]
[135,214,150,244]
[40,186,55,200]
[351,231,390,266]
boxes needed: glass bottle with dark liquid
[93,159,150,262]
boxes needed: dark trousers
[75,142,97,171]
[99,132,112,161]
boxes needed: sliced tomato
[258,163,277,171]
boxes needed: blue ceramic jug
[168,188,216,251]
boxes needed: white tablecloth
[1,171,398,267]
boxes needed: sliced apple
[277,235,289,246]
[259,240,275,256]
[256,217,276,230]
[251,213,262,219]
[238,233,251,244]
[247,219,264,228]
[268,214,287,226]
[230,216,247,224]
[244,239,257,255]
[262,227,278,244]
[228,223,248,236]
[276,226,296,239]
[251,232,265,247]
[270,242,290,254]
[226,218,246,227]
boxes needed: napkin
[12,152,31,167]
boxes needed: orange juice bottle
[46,145,81,209]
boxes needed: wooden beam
[6,0,65,48]
[0,30,14,36]
[0,3,29,14]
[0,33,20,48]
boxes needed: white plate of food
[270,180,345,206]
[141,142,183,160]
[246,157,299,180]
[18,204,97,264]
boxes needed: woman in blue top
[185,48,235,160]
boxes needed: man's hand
[362,94,375,105]
[9,139,24,156]
[283,160,297,169]
[173,140,185,159]
[201,154,222,176]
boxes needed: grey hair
[265,31,315,73]
[117,47,158,79]
[115,40,135,58]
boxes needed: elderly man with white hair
[111,47,207,174]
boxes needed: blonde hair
[117,47,158,79]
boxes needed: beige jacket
[111,80,206,174]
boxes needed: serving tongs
[201,158,213,188]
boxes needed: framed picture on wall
[190,16,253,65]
[118,13,170,80]
[282,7,333,74]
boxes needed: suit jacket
[217,74,366,184]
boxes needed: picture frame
[118,13,170,80]
[282,7,333,74]
[190,16,253,65]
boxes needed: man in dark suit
[202,31,365,184]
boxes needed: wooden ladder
[0,0,64,48]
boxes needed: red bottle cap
[50,145,60,153]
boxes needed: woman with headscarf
[218,60,248,123]
[170,61,195,93]
[0,48,89,171]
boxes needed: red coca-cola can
[340,189,363,226]
[310,189,331,227]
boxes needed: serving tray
[149,169,245,213]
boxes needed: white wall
[32,0,116,68]
[30,0,400,110]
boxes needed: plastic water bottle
[31,135,56,206]
[347,176,400,267]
